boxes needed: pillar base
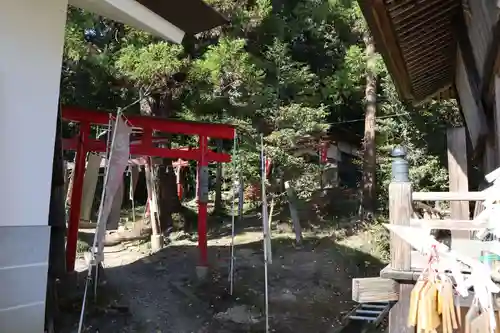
[63,270,78,290]
[151,234,164,251]
[195,265,209,281]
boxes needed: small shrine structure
[353,0,500,332]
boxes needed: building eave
[357,0,460,103]
[70,0,228,43]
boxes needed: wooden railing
[388,145,491,272]
[410,191,488,230]
[390,187,491,271]
[412,191,489,201]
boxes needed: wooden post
[284,181,302,245]
[494,75,500,165]
[80,153,101,222]
[65,167,74,207]
[145,161,161,250]
[106,180,124,230]
[130,165,139,198]
[389,284,413,333]
[389,146,411,271]
[238,172,244,221]
[447,127,470,245]
[63,161,69,203]
[175,162,182,200]
[388,146,413,333]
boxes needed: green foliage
[189,37,265,115]
[375,74,460,212]
[116,43,186,88]
[61,0,458,218]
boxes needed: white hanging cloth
[473,166,500,238]
[94,115,132,263]
[385,224,499,331]
[78,114,132,333]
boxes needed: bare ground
[62,213,386,333]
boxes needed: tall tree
[60,0,458,226]
[116,39,189,232]
[361,31,377,218]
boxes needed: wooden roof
[358,0,462,102]
[136,0,228,35]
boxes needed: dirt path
[69,225,385,333]
[73,241,208,333]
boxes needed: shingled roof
[358,0,461,102]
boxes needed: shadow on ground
[62,230,384,333]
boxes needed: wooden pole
[447,127,470,245]
[389,147,412,271]
[495,75,500,165]
[238,172,244,221]
[144,160,161,250]
[65,168,74,207]
[80,153,101,222]
[388,146,413,333]
[106,180,124,230]
[284,181,302,245]
[361,30,377,218]
[175,161,183,200]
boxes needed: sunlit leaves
[61,0,460,208]
[115,43,186,88]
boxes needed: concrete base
[196,265,209,281]
[151,234,164,252]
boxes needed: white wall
[0,0,68,331]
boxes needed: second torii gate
[62,106,236,273]
[133,156,189,218]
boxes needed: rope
[229,133,238,295]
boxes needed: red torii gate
[142,158,189,219]
[130,155,191,202]
[173,158,189,199]
[62,106,236,272]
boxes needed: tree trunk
[214,139,223,213]
[157,162,180,232]
[361,31,377,219]
[139,91,181,234]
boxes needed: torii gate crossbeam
[62,106,236,272]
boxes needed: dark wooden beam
[452,11,488,161]
[452,11,485,117]
[481,19,500,113]
[358,0,413,99]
